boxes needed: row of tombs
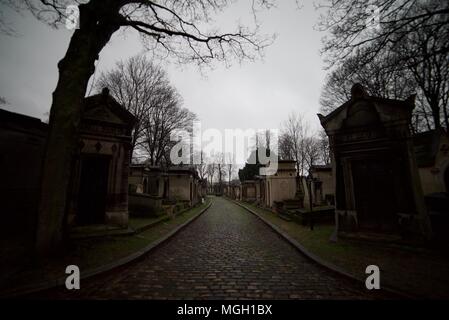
[222,161,334,210]
[224,84,449,242]
[0,88,206,258]
[1,84,449,253]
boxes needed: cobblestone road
[42,197,387,299]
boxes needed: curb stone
[231,199,415,300]
[0,200,212,298]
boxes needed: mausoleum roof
[82,88,136,127]
[317,84,415,129]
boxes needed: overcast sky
[0,1,328,135]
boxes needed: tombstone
[318,84,432,239]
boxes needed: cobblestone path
[40,197,388,299]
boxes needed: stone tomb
[318,84,432,239]
[309,164,335,206]
[259,160,297,208]
[413,129,449,195]
[67,88,135,228]
[0,109,48,266]
[167,166,201,207]
[241,180,257,202]
[128,164,168,217]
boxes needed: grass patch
[128,216,167,230]
[1,198,211,294]
[240,201,449,299]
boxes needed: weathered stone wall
[128,168,145,193]
[265,177,296,207]
[0,109,47,268]
[312,169,334,205]
[243,185,256,200]
[129,193,163,217]
[419,167,447,195]
[418,134,449,195]
[169,175,192,202]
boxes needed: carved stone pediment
[319,84,414,135]
[83,104,125,125]
[343,100,380,129]
[82,88,136,129]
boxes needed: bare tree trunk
[443,104,449,129]
[36,1,120,256]
[430,98,441,130]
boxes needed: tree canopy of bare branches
[318,0,449,66]
[95,55,168,159]
[142,87,196,166]
[279,112,309,176]
[279,112,328,176]
[318,0,449,130]
[319,48,415,113]
[4,0,275,66]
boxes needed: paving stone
[38,197,389,299]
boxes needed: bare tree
[318,0,449,66]
[278,132,294,161]
[319,48,416,114]
[96,55,168,160]
[303,136,321,171]
[318,129,330,165]
[397,26,449,129]
[1,0,276,254]
[195,150,207,181]
[318,0,449,130]
[279,112,309,177]
[215,152,226,194]
[142,86,196,167]
[318,45,440,132]
[206,163,216,193]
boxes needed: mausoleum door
[351,158,397,232]
[77,155,110,225]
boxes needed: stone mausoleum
[0,88,135,267]
[66,88,135,228]
[318,84,432,239]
